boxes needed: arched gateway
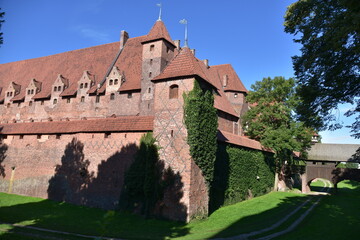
[301,143,360,193]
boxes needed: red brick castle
[0,19,262,221]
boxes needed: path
[214,178,332,240]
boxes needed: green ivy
[211,143,275,209]
[183,80,218,188]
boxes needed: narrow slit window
[81,96,85,102]
[110,93,115,100]
[95,95,100,103]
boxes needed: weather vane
[179,19,188,47]
[157,3,162,21]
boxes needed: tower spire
[179,19,188,47]
[157,3,162,21]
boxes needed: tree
[0,9,4,46]
[284,0,360,138]
[242,76,312,190]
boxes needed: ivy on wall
[211,143,275,210]
[183,80,218,188]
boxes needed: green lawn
[0,181,358,240]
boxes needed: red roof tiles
[217,130,264,151]
[211,64,247,93]
[142,20,175,47]
[0,116,154,135]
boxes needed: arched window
[109,80,113,86]
[81,96,85,102]
[58,86,62,92]
[150,44,155,51]
[53,98,57,104]
[84,83,88,88]
[169,84,179,99]
[27,90,31,95]
[80,83,84,89]
[110,93,115,100]
[29,101,33,106]
[31,89,34,94]
[114,79,118,85]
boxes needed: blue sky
[0,0,357,144]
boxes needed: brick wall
[153,77,208,221]
[0,132,144,209]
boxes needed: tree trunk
[273,172,279,191]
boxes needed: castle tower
[140,20,176,115]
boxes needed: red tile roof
[0,35,145,100]
[142,20,175,47]
[0,116,154,135]
[217,130,264,151]
[211,64,247,93]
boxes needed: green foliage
[284,0,360,138]
[122,133,163,217]
[242,76,312,169]
[224,145,274,205]
[183,80,218,187]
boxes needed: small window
[104,132,111,138]
[234,93,238,98]
[150,59,153,65]
[31,89,34,94]
[37,134,41,139]
[169,84,179,99]
[114,79,118,85]
[81,96,85,102]
[109,80,113,86]
[56,134,61,140]
[127,93,132,98]
[110,93,115,100]
[7,103,10,108]
[149,72,152,78]
[41,100,44,105]
[19,135,24,139]
[80,83,84,89]
[54,86,57,92]
[95,95,100,103]
[58,86,62,92]
[29,101,33,106]
[170,130,174,137]
[150,44,155,51]
[10,92,13,96]
[27,90,31,95]
[148,88,151,93]
[66,98,71,103]
[53,98,57,104]
[84,83,88,88]
[6,92,9,97]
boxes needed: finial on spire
[157,3,162,21]
[179,19,188,47]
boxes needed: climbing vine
[183,80,218,188]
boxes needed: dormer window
[54,86,57,92]
[114,79,118,85]
[150,44,155,51]
[58,86,62,92]
[27,90,31,95]
[31,89,34,94]
[109,80,113,86]
[85,83,88,88]
[80,83,84,89]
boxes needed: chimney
[223,74,228,87]
[174,40,181,50]
[203,59,209,68]
[120,30,129,49]
[190,49,196,56]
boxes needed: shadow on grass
[209,194,309,239]
[0,196,189,240]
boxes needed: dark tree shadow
[84,143,138,209]
[0,143,8,178]
[210,142,230,213]
[48,138,94,205]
